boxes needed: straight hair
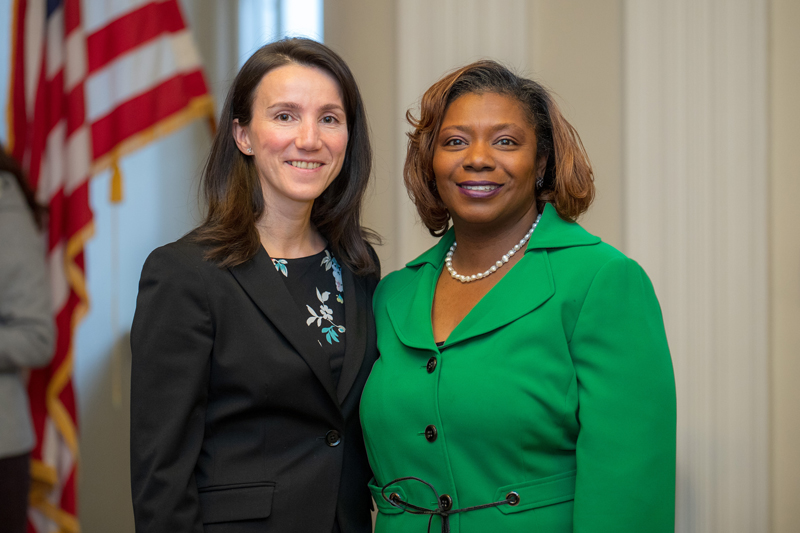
[194,38,379,275]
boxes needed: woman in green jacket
[360,60,676,533]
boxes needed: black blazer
[130,235,379,533]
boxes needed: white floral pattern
[306,287,346,344]
[273,249,346,345]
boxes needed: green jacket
[360,204,676,533]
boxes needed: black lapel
[228,247,339,407]
[336,263,368,404]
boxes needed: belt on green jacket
[379,476,520,533]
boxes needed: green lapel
[385,232,455,352]
[444,247,555,347]
[385,204,601,351]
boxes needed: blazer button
[424,425,437,442]
[426,357,437,373]
[326,430,341,447]
[439,494,452,511]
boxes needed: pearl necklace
[445,214,542,283]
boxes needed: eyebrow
[439,123,525,135]
[318,103,345,113]
[266,102,345,114]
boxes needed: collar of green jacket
[406,203,601,269]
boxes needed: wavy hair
[194,38,379,275]
[404,60,595,236]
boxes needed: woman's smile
[456,180,504,197]
[288,160,323,170]
[233,63,349,208]
[432,92,545,230]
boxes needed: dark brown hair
[0,145,46,230]
[194,38,379,275]
[405,60,595,236]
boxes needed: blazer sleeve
[130,244,213,533]
[568,256,676,532]
[0,176,54,373]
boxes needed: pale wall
[530,0,623,250]
[770,1,800,531]
[325,0,399,271]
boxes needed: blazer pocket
[367,478,407,515]
[493,470,576,515]
[198,481,276,524]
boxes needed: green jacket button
[425,425,438,442]
[427,357,437,373]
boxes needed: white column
[623,1,769,531]
[393,0,529,269]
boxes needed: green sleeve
[569,256,676,532]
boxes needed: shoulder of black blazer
[164,232,380,407]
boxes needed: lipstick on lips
[456,180,503,198]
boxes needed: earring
[247,147,253,154]
[536,176,544,188]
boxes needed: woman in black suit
[130,38,379,533]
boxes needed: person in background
[130,38,380,533]
[0,146,54,533]
[360,60,676,533]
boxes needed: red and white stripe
[9,1,212,531]
[83,0,212,171]
[10,1,88,532]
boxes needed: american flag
[7,1,213,531]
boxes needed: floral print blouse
[272,249,346,386]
